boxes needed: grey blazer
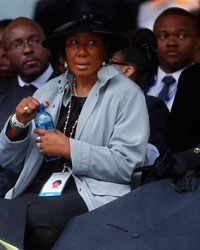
[0,65,149,210]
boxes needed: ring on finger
[37,136,41,143]
[24,106,29,111]
[36,142,42,150]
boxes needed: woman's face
[65,32,107,79]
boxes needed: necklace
[63,77,79,138]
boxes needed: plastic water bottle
[34,103,59,162]
[35,104,55,131]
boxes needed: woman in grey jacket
[0,1,149,249]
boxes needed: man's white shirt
[18,64,53,90]
[146,67,183,111]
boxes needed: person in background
[145,7,199,110]
[165,62,200,193]
[0,17,62,181]
[0,19,16,80]
[0,17,61,131]
[136,62,200,194]
[110,28,169,156]
[0,0,149,249]
[2,17,60,95]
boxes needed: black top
[25,96,87,194]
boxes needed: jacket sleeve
[70,90,149,184]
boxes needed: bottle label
[36,121,55,132]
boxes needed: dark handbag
[132,145,200,191]
[131,149,175,189]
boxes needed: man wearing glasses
[2,17,59,94]
[0,17,61,195]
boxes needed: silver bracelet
[10,114,30,131]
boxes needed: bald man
[2,17,60,94]
[0,17,60,131]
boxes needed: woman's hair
[119,28,158,89]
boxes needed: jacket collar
[97,65,120,88]
[63,65,120,90]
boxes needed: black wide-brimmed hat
[43,0,131,55]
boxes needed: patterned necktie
[158,75,176,101]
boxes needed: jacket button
[194,147,200,153]
[58,80,61,84]
[132,233,140,238]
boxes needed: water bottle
[34,103,60,162]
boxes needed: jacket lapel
[75,66,118,140]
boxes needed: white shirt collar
[18,64,53,89]
[147,66,186,111]
[157,66,183,84]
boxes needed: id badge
[39,172,72,197]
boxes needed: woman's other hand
[34,128,71,159]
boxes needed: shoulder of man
[177,63,200,92]
[180,63,200,78]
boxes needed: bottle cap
[39,103,44,111]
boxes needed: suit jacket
[0,66,149,210]
[145,95,169,154]
[167,63,200,152]
[0,79,31,132]
[0,70,60,132]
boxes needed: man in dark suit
[2,17,60,95]
[0,17,61,196]
[166,63,200,193]
[168,63,200,152]
[145,7,199,111]
[141,63,200,193]
[0,17,60,131]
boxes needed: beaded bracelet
[10,114,30,131]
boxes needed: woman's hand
[34,128,71,159]
[16,96,48,124]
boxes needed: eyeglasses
[109,60,129,66]
[5,35,43,53]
